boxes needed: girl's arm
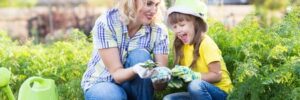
[201,61,222,83]
[98,48,136,84]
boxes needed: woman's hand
[151,67,171,83]
[151,67,172,91]
[131,63,156,78]
[153,81,168,91]
[152,54,169,91]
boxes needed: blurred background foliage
[0,0,38,8]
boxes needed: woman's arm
[154,54,168,67]
[201,61,222,83]
[99,48,136,84]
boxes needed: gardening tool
[1,67,58,100]
[18,76,58,100]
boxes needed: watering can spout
[18,77,58,100]
[0,67,11,88]
[0,67,15,100]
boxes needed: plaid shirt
[81,9,169,91]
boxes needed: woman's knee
[127,49,151,60]
[84,82,127,100]
[125,48,151,66]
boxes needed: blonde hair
[116,0,166,25]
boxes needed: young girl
[164,0,233,100]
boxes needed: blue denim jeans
[84,82,127,100]
[84,49,153,100]
[164,80,227,100]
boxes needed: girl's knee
[163,94,173,100]
[188,80,206,92]
[163,92,190,100]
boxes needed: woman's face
[171,20,195,44]
[136,0,160,25]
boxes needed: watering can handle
[29,77,45,85]
[18,76,58,100]
[26,77,51,91]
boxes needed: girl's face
[171,20,195,44]
[136,0,160,25]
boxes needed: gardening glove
[151,66,172,83]
[132,63,156,78]
[171,65,201,82]
[168,77,184,88]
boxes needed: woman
[81,0,171,100]
[164,0,233,100]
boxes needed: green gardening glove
[168,77,184,88]
[171,65,201,82]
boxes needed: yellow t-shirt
[180,34,233,93]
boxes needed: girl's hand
[171,65,201,82]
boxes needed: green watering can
[18,76,58,100]
[0,67,15,100]
[0,67,58,100]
